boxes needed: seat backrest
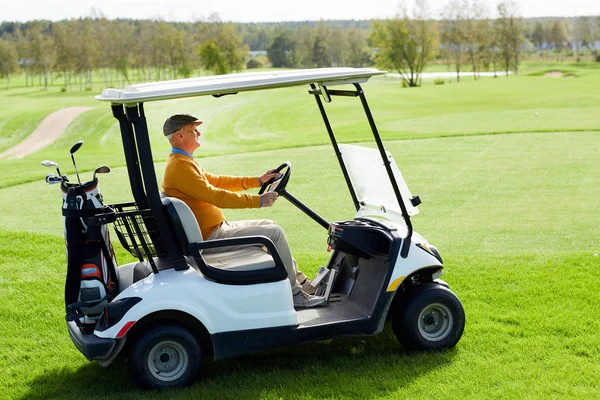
[161,196,203,254]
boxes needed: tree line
[0,1,598,90]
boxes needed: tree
[108,20,135,85]
[198,40,227,75]
[294,26,315,67]
[312,23,329,67]
[27,24,55,90]
[548,20,567,60]
[327,27,346,67]
[440,0,466,82]
[494,0,524,76]
[197,22,247,75]
[74,19,100,90]
[479,20,500,76]
[0,36,18,89]
[346,28,370,67]
[267,31,296,68]
[531,21,545,50]
[576,17,594,52]
[53,21,77,91]
[461,0,488,80]
[371,0,437,87]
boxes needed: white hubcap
[148,340,189,382]
[417,303,453,341]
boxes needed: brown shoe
[301,279,318,295]
[293,291,325,308]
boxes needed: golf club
[69,141,84,185]
[41,160,63,177]
[93,165,111,180]
[45,173,63,184]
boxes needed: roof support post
[111,104,146,205]
[125,103,188,271]
[353,83,412,258]
[310,83,360,212]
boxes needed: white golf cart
[66,68,465,389]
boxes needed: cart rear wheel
[128,324,201,389]
[392,284,465,350]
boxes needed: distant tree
[108,21,135,84]
[479,20,500,76]
[218,23,248,73]
[440,0,466,82]
[74,19,100,90]
[267,31,296,67]
[93,15,114,87]
[494,0,524,76]
[295,27,315,67]
[198,40,227,75]
[548,20,567,60]
[312,23,330,67]
[575,17,594,52]
[152,22,176,80]
[346,28,370,67]
[327,27,346,66]
[197,22,247,75]
[461,0,488,80]
[0,36,18,89]
[27,25,55,90]
[371,0,437,87]
[53,22,77,90]
[132,20,157,82]
[531,21,545,50]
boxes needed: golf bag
[62,178,118,330]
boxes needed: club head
[41,160,58,168]
[94,165,111,175]
[45,174,62,184]
[70,141,84,155]
[93,165,111,180]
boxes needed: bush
[246,58,263,69]
[596,54,600,63]
[434,78,445,85]
[246,56,270,69]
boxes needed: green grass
[2,66,600,189]
[1,64,600,399]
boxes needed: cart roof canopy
[96,68,385,104]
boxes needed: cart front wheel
[129,324,201,389]
[392,284,465,350]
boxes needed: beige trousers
[205,220,305,294]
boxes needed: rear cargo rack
[110,202,166,273]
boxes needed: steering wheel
[258,162,291,195]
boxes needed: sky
[1,0,598,23]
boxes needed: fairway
[1,68,599,399]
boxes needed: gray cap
[163,114,203,136]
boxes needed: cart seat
[162,196,276,272]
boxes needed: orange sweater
[162,153,261,239]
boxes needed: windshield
[339,144,419,219]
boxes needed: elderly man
[161,114,324,308]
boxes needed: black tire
[128,324,202,389]
[392,284,465,351]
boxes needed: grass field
[1,64,599,399]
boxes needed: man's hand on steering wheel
[260,192,278,207]
[258,162,291,195]
[259,169,279,186]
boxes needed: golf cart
[58,68,465,389]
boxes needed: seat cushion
[202,247,276,271]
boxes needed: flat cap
[163,114,203,136]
